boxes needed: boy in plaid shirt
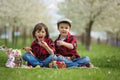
[55,19,91,67]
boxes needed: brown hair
[32,23,49,38]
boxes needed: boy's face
[58,23,70,37]
[35,27,46,41]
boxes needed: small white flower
[107,59,110,62]
[108,71,111,74]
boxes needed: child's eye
[36,30,40,33]
[60,26,64,29]
[42,31,45,33]
[65,27,68,29]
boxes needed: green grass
[0,41,120,80]
[0,37,33,49]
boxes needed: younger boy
[54,18,91,67]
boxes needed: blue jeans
[22,52,57,67]
[57,56,90,67]
[57,55,79,67]
[73,56,90,67]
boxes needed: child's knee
[57,55,63,61]
[22,53,31,60]
[51,54,57,60]
[53,55,57,60]
[84,56,90,63]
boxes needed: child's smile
[38,36,43,40]
[61,31,67,35]
[35,27,46,41]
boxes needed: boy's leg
[22,53,43,67]
[73,56,90,67]
[43,54,57,67]
[57,55,79,67]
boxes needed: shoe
[89,63,94,68]
[81,65,87,68]
[49,63,53,68]
[86,63,94,68]
[35,65,41,68]
[27,65,33,69]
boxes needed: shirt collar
[34,37,48,43]
[58,32,71,41]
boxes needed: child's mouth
[62,32,66,34]
[38,36,43,41]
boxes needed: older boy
[54,18,91,67]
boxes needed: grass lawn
[0,42,120,80]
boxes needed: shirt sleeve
[48,38,55,53]
[31,41,37,57]
[70,36,77,49]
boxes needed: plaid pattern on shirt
[54,33,80,58]
[31,38,55,60]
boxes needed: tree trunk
[85,20,93,50]
[81,33,85,45]
[12,26,15,48]
[22,27,27,47]
[4,26,7,46]
[14,27,19,48]
[116,32,119,46]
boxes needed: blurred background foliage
[0,0,52,48]
[58,0,120,50]
[0,0,120,50]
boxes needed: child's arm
[57,40,74,49]
[23,47,32,52]
[39,41,54,54]
[23,47,35,56]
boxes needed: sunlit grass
[0,39,120,80]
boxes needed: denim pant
[22,52,57,67]
[73,56,90,67]
[57,55,90,67]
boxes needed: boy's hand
[23,47,32,52]
[57,40,74,49]
[57,40,65,46]
[66,57,72,60]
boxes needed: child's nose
[63,28,66,30]
[39,32,42,35]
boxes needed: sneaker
[86,63,94,68]
[27,65,33,69]
[89,63,94,68]
[35,65,41,69]
[81,65,87,68]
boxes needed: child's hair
[57,19,72,28]
[32,23,49,38]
